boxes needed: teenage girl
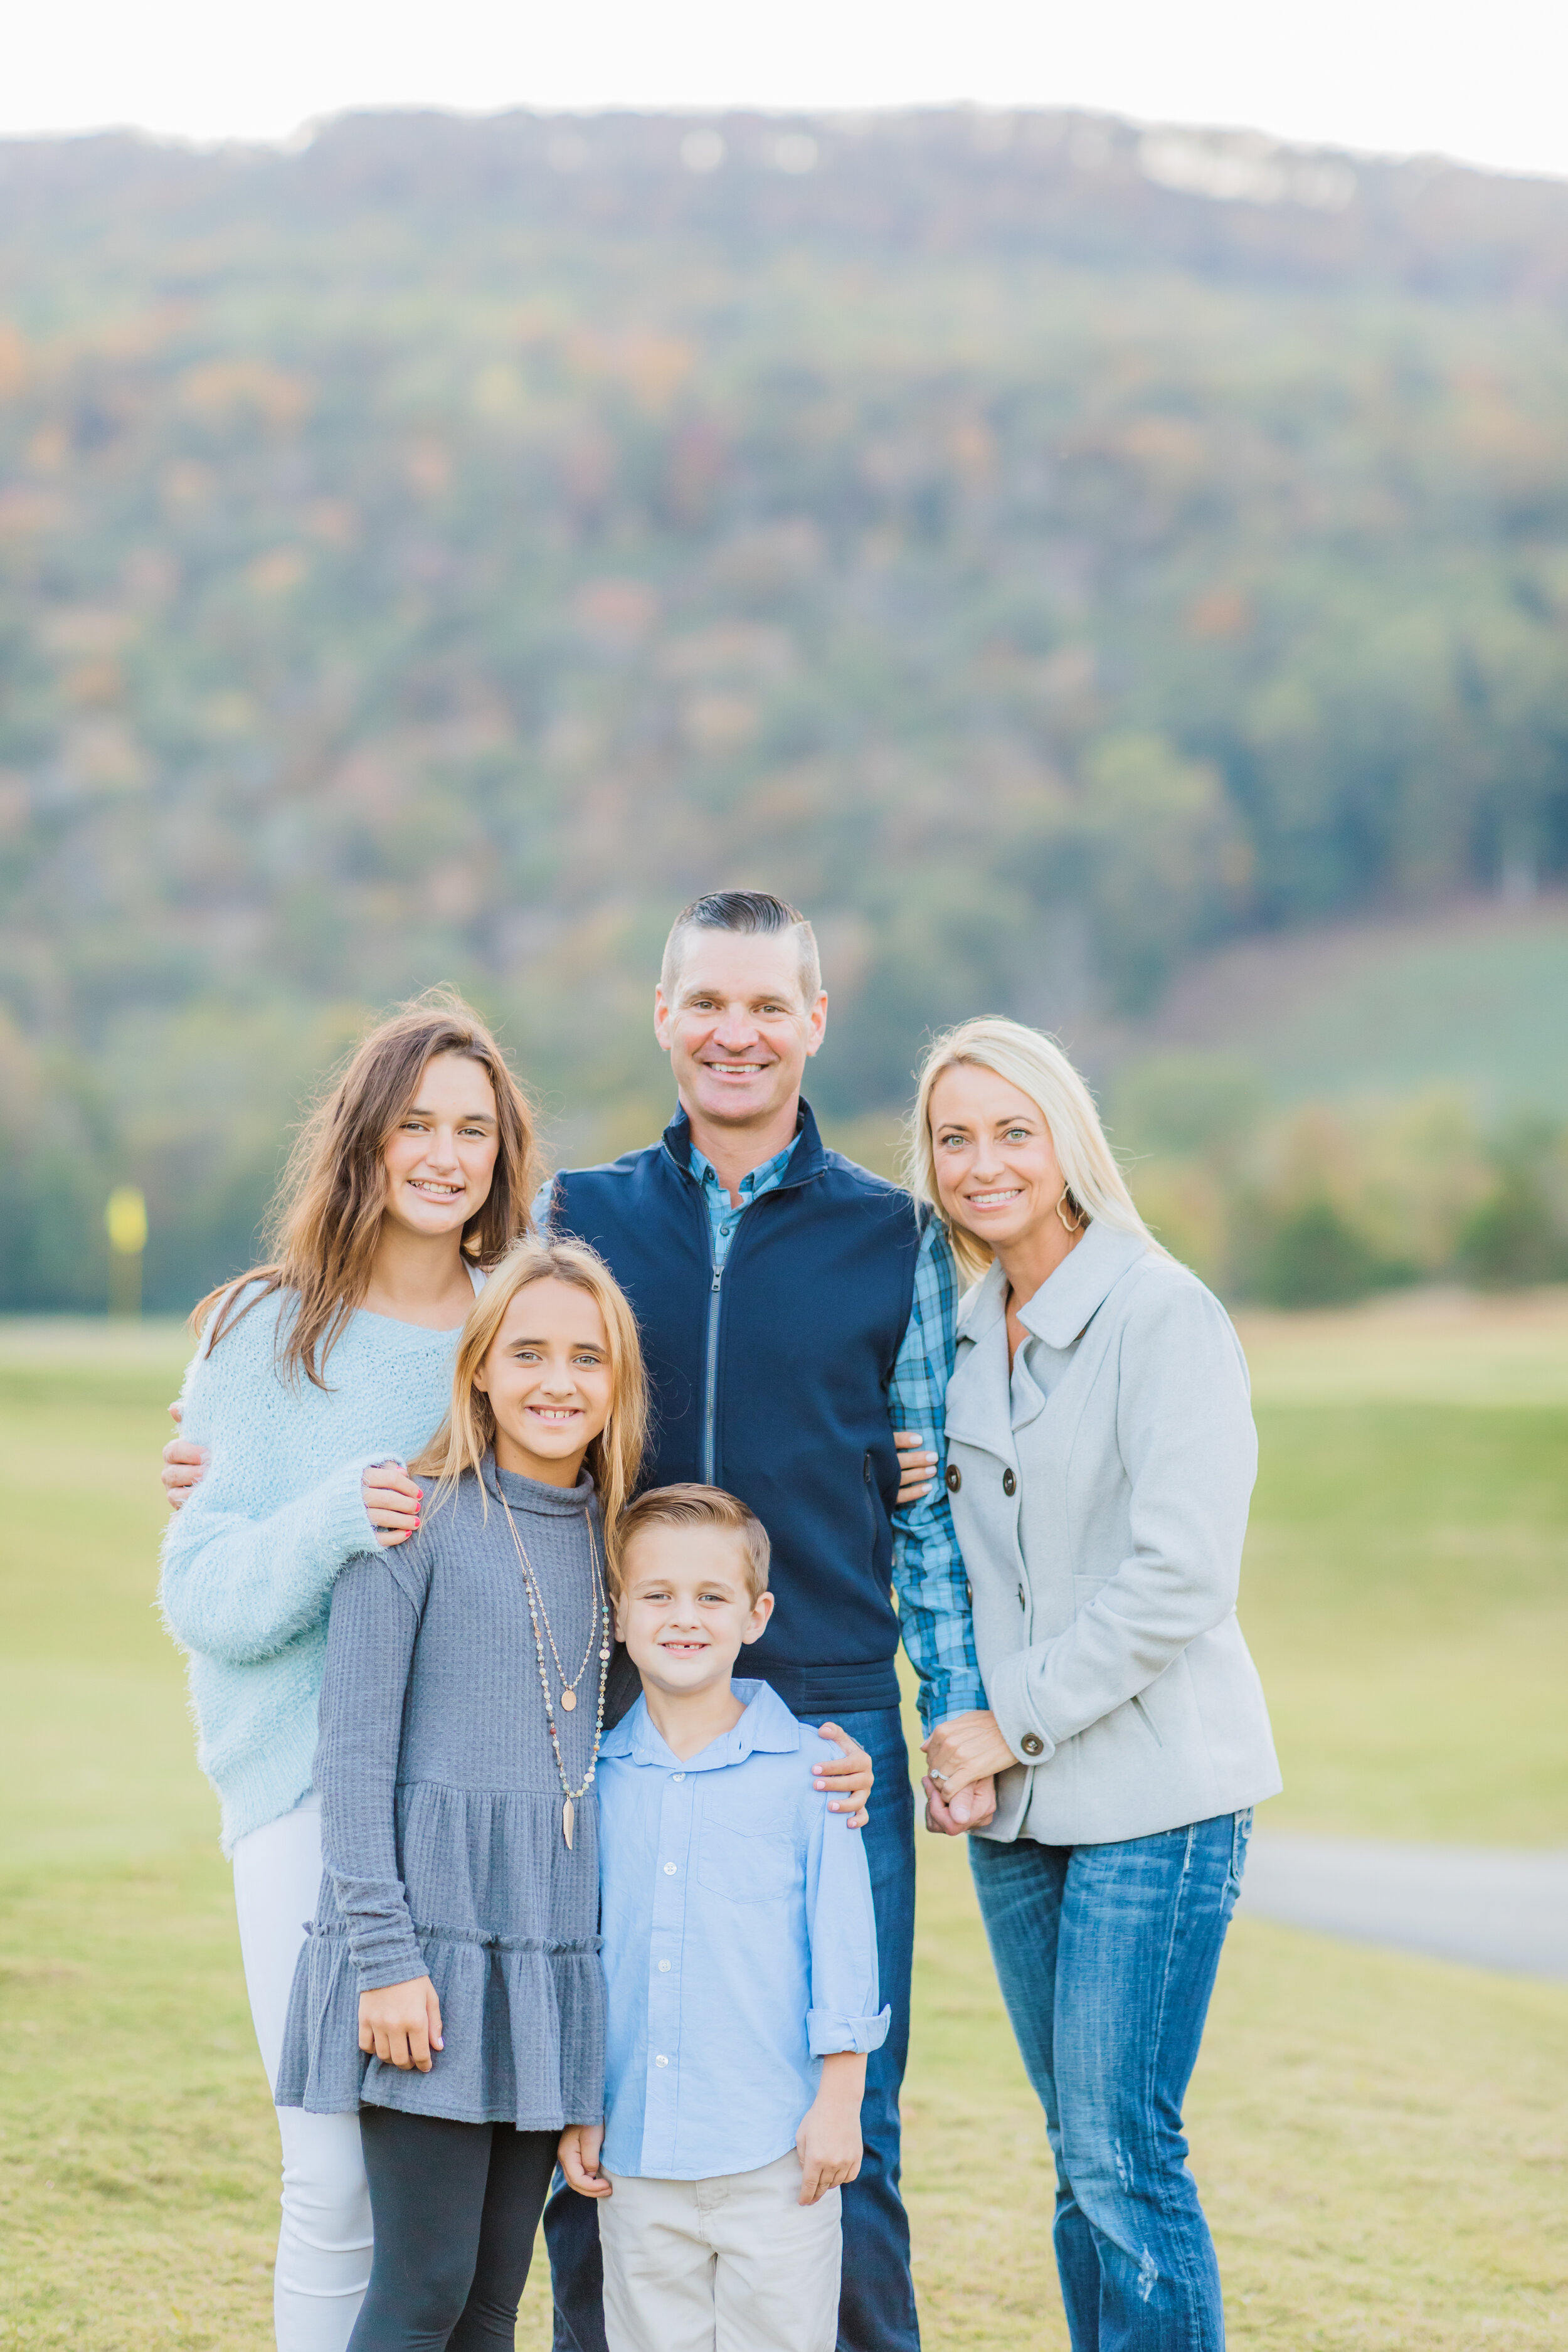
[160,991,535,2351]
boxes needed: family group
[157,887,1281,2352]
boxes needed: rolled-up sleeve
[802,1762,891,2058]
[987,1281,1257,1763]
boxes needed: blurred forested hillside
[3,108,1567,1308]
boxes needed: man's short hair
[660,891,822,1009]
[616,1482,771,1602]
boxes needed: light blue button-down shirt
[687,1130,800,1270]
[596,1678,890,2181]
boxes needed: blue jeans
[546,1705,921,2352]
[969,1811,1251,2352]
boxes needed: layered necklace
[499,1485,612,1851]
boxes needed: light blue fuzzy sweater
[159,1283,471,1854]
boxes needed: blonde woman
[273,1239,647,2348]
[912,1017,1280,2352]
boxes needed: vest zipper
[702,1254,723,1485]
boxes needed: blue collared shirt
[537,1130,987,1732]
[596,1679,890,2181]
[687,1130,801,1269]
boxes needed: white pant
[599,2149,842,2352]
[233,1794,373,2352]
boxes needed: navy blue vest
[551,1102,924,1717]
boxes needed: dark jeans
[352,2107,559,2349]
[546,1703,920,2352]
[969,1811,1251,2352]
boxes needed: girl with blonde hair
[911,1016,1279,2352]
[274,1239,647,2348]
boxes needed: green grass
[1,1308,1565,2348]
[1150,898,1568,1118]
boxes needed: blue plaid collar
[687,1128,801,1202]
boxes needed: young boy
[558,1483,889,2352]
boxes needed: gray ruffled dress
[275,1455,635,2129]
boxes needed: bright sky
[4,0,1565,184]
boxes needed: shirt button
[1021,1732,1046,1757]
[658,1959,671,1972]
[655,2054,669,2067]
[946,1465,961,1493]
[672,1772,685,1783]
[1002,1468,1017,1496]
[663,1862,677,1875]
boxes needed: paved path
[1240,1831,1568,1979]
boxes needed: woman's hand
[162,1400,208,1511]
[358,1976,443,2071]
[923,1710,1017,1801]
[923,1773,998,1836]
[558,2124,612,2199]
[814,1725,874,1828]
[893,1429,938,1507]
[363,1463,423,1547]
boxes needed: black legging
[350,2107,560,2349]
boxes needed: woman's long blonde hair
[411,1239,649,1571]
[906,1015,1165,1285]
[194,988,539,1389]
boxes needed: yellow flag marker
[105,1185,147,1316]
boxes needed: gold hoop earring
[1056,1185,1086,1236]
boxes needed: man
[538,890,988,2352]
[163,889,988,2352]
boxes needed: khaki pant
[599,2149,842,2352]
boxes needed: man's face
[654,929,827,1133]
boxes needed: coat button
[946,1465,962,1493]
[1002,1468,1017,1496]
[1020,1732,1046,1758]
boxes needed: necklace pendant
[559,1687,577,1712]
[563,1798,575,1850]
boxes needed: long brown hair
[195,988,540,1388]
[410,1239,649,1573]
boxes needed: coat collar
[598,1677,801,1769]
[661,1099,825,1191]
[1017,1221,1149,1348]
[955,1222,1148,1353]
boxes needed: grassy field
[1,1302,1565,2349]
[1147,895,1568,1118]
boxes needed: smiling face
[615,1522,774,1700]
[381,1051,501,1242]
[653,928,827,1136]
[472,1277,613,1486]
[928,1062,1070,1257]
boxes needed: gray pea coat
[945,1220,1281,1847]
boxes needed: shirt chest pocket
[694,1798,802,1906]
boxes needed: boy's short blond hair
[616,1483,771,1603]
